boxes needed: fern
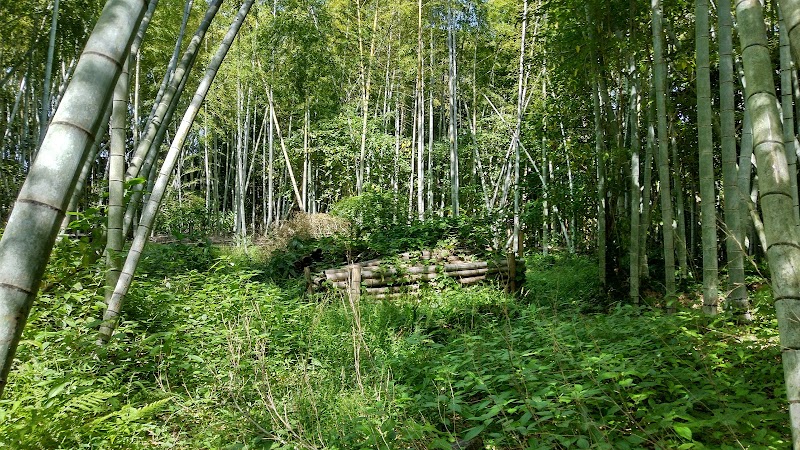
[90,396,173,429]
[56,390,117,418]
[94,367,125,388]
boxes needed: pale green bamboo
[99,0,255,344]
[106,58,128,303]
[720,0,748,314]
[0,0,146,397]
[697,0,718,314]
[781,9,800,227]
[629,66,641,304]
[38,0,60,146]
[736,0,800,443]
[653,0,677,310]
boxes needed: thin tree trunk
[428,28,434,212]
[593,80,607,287]
[266,22,276,227]
[106,57,128,304]
[629,62,641,305]
[513,0,528,256]
[739,107,755,253]
[267,89,304,210]
[672,134,689,278]
[416,0,425,220]
[653,0,677,310]
[640,83,655,279]
[356,0,379,195]
[100,0,255,344]
[448,2,459,217]
[587,4,606,286]
[720,0,747,312]
[38,0,60,147]
[697,0,718,314]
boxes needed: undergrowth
[0,242,789,448]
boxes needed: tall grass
[0,243,789,448]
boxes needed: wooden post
[304,266,313,294]
[349,264,362,302]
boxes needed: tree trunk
[356,0,379,196]
[267,90,304,210]
[781,7,800,227]
[38,0,60,146]
[740,106,755,255]
[737,0,800,443]
[513,0,528,256]
[653,0,677,310]
[697,0,718,314]
[416,0,425,220]
[99,0,255,344]
[448,2,460,218]
[719,0,748,313]
[593,80,607,287]
[106,57,128,304]
[0,0,146,397]
[671,134,689,278]
[629,61,641,305]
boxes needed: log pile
[308,249,525,299]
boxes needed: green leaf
[463,424,485,441]
[47,381,69,399]
[674,425,692,440]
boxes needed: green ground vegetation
[0,233,788,449]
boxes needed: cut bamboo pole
[459,275,489,285]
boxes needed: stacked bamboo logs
[307,250,525,299]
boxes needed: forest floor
[0,240,790,449]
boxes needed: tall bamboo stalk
[0,0,146,397]
[99,0,255,344]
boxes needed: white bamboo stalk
[0,0,146,397]
[98,0,255,343]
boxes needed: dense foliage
[0,242,787,448]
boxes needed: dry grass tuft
[257,212,350,254]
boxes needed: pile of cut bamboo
[307,249,525,299]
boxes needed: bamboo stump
[349,264,361,303]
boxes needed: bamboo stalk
[459,275,489,285]
[443,260,506,271]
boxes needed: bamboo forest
[4,0,800,447]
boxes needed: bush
[156,192,233,238]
